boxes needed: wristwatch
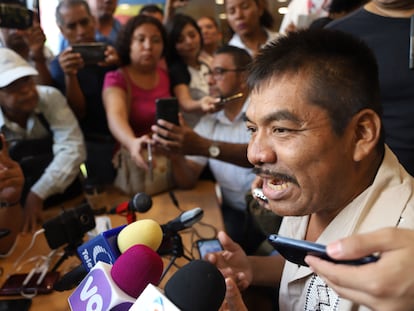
[208,142,220,158]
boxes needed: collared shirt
[277,146,414,311]
[187,99,255,211]
[0,85,86,199]
[228,28,279,57]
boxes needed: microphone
[54,219,162,291]
[410,15,414,70]
[110,192,152,224]
[130,260,226,311]
[162,207,204,233]
[68,244,164,311]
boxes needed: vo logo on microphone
[75,269,111,311]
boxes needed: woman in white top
[165,14,220,128]
[225,0,279,57]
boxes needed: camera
[42,203,96,250]
[71,43,107,65]
[0,3,33,29]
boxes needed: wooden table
[0,180,223,310]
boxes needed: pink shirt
[103,67,171,137]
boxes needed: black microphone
[164,260,226,311]
[410,14,414,70]
[161,207,204,233]
[110,192,152,223]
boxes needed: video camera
[0,0,33,30]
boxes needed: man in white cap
[0,47,86,232]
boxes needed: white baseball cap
[0,48,38,88]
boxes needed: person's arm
[0,135,24,251]
[102,86,150,170]
[26,17,54,86]
[152,115,251,167]
[58,48,87,118]
[305,227,414,310]
[173,84,220,113]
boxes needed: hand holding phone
[196,238,223,259]
[155,98,179,125]
[268,234,378,267]
[71,43,107,65]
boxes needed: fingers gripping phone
[71,43,107,65]
[268,234,378,267]
[155,98,179,126]
[196,238,223,260]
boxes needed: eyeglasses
[205,67,246,80]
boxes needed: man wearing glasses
[152,45,265,254]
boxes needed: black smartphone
[0,298,31,311]
[155,98,179,126]
[268,234,378,267]
[0,4,33,30]
[71,42,107,65]
[196,238,223,259]
[0,271,60,296]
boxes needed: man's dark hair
[248,29,384,150]
[56,0,91,26]
[116,14,167,66]
[215,45,252,70]
[139,4,164,16]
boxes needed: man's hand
[0,136,24,204]
[207,231,253,291]
[305,227,414,311]
[151,114,205,155]
[219,278,248,311]
[59,47,84,76]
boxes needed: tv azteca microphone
[55,219,163,291]
[110,192,152,224]
[68,244,164,311]
[130,260,226,311]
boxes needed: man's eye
[246,126,256,134]
[273,128,290,134]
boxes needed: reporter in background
[0,0,54,85]
[152,46,264,254]
[0,135,24,254]
[0,48,86,233]
[52,0,119,186]
[208,29,414,310]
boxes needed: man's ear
[352,109,381,162]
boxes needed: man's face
[0,76,39,118]
[0,28,28,55]
[87,0,118,19]
[246,74,357,219]
[58,4,96,44]
[208,53,243,98]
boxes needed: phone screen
[197,239,223,259]
[0,298,31,311]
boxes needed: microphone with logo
[54,218,163,291]
[68,243,164,311]
[130,259,226,311]
[109,192,153,224]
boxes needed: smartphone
[155,98,179,126]
[71,42,107,65]
[197,238,223,259]
[268,234,379,267]
[0,271,60,296]
[0,4,33,29]
[0,298,31,311]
